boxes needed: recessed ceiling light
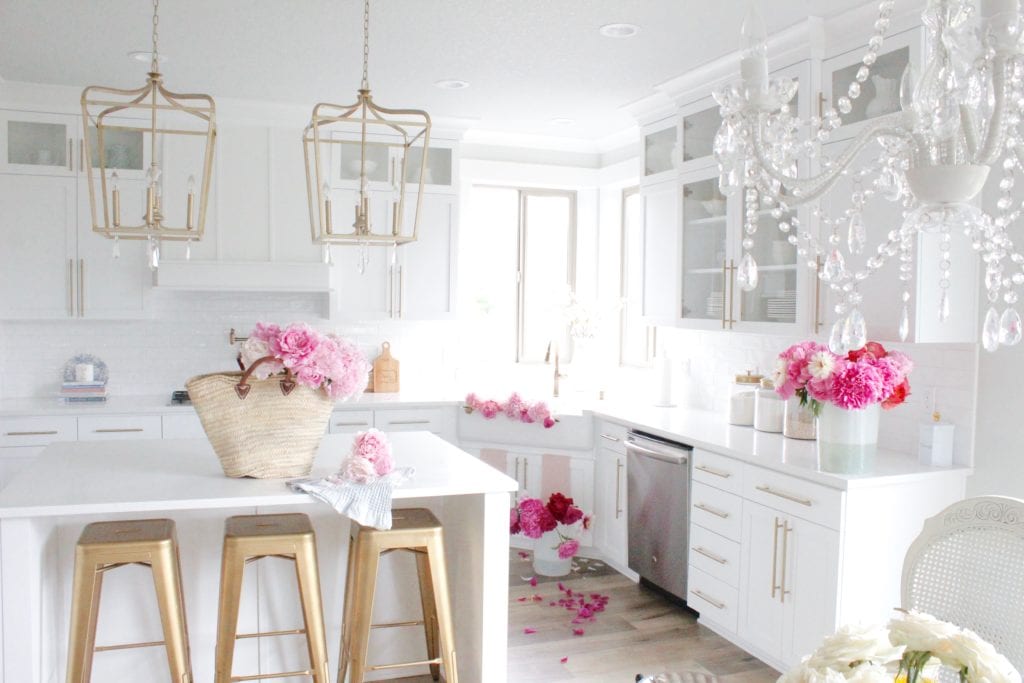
[128,51,168,64]
[599,23,640,38]
[550,118,576,126]
[435,79,470,90]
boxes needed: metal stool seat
[339,507,458,683]
[65,518,192,683]
[214,513,329,683]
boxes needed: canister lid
[759,377,775,390]
[734,370,763,384]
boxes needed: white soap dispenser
[918,390,954,467]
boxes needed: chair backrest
[902,495,1024,671]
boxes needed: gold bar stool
[65,518,192,683]
[339,508,458,683]
[214,513,329,683]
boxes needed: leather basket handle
[235,356,296,399]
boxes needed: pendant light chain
[151,0,161,72]
[360,0,370,90]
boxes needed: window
[620,187,653,366]
[460,186,577,363]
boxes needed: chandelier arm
[960,103,981,161]
[975,57,1010,166]
[750,112,912,205]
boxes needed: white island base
[0,432,518,683]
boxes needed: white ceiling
[1,0,870,141]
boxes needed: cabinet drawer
[374,408,443,433]
[0,416,78,447]
[328,410,375,434]
[596,422,628,454]
[743,465,843,530]
[691,481,742,541]
[77,415,162,441]
[161,413,207,439]
[692,449,742,495]
[688,566,738,634]
[689,523,740,588]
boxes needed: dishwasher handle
[625,438,688,465]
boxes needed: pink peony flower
[829,360,885,410]
[557,539,580,559]
[250,322,281,344]
[527,401,551,423]
[239,338,282,379]
[543,416,556,429]
[480,400,502,419]
[509,508,522,535]
[465,392,481,410]
[273,323,321,369]
[352,429,393,476]
[323,335,370,401]
[338,455,376,484]
[504,392,525,419]
[517,498,557,539]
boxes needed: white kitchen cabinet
[374,407,446,435]
[0,110,77,176]
[640,179,681,325]
[327,410,375,434]
[679,98,723,173]
[77,415,162,441]
[161,413,207,439]
[640,117,680,186]
[594,445,627,567]
[0,446,43,491]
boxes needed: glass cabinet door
[402,143,455,191]
[736,204,800,326]
[0,111,77,176]
[680,175,729,327]
[682,104,722,165]
[643,124,678,179]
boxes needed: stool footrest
[230,670,312,681]
[94,639,165,652]
[235,628,306,640]
[371,619,425,629]
[366,657,443,672]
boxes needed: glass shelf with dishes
[680,173,731,328]
[641,117,679,184]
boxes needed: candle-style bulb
[185,238,192,261]
[739,0,769,91]
[110,171,120,191]
[187,174,196,193]
[322,181,330,196]
[112,235,120,260]
[186,174,196,230]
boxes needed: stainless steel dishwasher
[626,430,692,602]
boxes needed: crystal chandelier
[715,0,1024,352]
[303,0,431,268]
[81,0,216,270]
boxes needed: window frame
[619,185,655,367]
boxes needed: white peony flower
[772,358,789,388]
[806,623,905,671]
[845,662,895,683]
[945,630,1021,683]
[888,610,959,653]
[240,338,281,380]
[808,351,837,380]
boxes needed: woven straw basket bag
[186,357,334,478]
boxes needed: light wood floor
[388,553,779,683]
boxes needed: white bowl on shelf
[347,159,378,175]
[701,199,726,216]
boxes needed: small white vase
[865,74,899,118]
[817,402,880,474]
[532,529,572,577]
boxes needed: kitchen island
[0,432,517,683]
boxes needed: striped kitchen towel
[288,467,414,530]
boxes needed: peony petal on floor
[523,627,537,635]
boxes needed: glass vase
[532,529,572,577]
[783,397,817,440]
[817,402,880,474]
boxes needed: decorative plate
[61,354,109,383]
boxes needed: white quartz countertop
[0,392,463,416]
[589,401,970,490]
[0,432,517,518]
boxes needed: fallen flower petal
[529,576,538,587]
[518,551,531,559]
[560,657,569,664]
[572,628,585,636]
[523,627,537,635]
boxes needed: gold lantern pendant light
[81,0,216,269]
[304,0,431,262]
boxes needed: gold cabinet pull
[523,457,529,490]
[67,259,74,315]
[694,502,730,519]
[333,420,369,427]
[398,265,405,318]
[692,589,726,610]
[79,139,84,172]
[780,520,792,603]
[695,464,731,479]
[600,433,621,442]
[5,430,59,436]
[387,265,394,318]
[728,259,737,328]
[693,546,727,565]
[615,458,624,519]
[385,419,430,426]
[68,139,73,170]
[721,259,728,329]
[514,456,521,487]
[94,428,145,433]
[78,258,85,317]
[755,484,813,507]
[771,517,782,598]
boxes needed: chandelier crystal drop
[80,0,216,267]
[304,0,431,264]
[715,0,1024,351]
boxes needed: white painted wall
[970,347,1024,497]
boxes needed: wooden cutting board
[373,342,400,393]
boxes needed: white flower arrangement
[780,611,1020,683]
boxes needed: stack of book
[60,380,108,403]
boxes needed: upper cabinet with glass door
[640,117,680,185]
[822,28,922,141]
[679,168,731,330]
[0,111,78,176]
[679,99,723,172]
[330,132,458,195]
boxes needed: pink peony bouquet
[772,340,913,413]
[239,322,370,401]
[465,392,557,429]
[334,429,393,484]
[510,493,590,559]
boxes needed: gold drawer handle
[599,433,621,442]
[695,464,732,479]
[694,502,730,519]
[334,421,370,427]
[5,430,59,436]
[692,589,726,610]
[755,485,813,507]
[387,419,431,425]
[94,428,145,433]
[693,546,728,565]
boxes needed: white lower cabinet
[161,413,207,439]
[594,446,628,568]
[77,415,162,441]
[0,446,42,490]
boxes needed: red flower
[848,341,887,362]
[509,508,521,535]
[546,493,575,524]
[561,505,584,525]
[882,378,911,410]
